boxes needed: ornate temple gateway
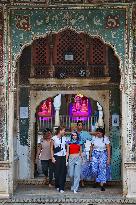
[0,0,136,202]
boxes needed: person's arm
[66,145,69,165]
[36,143,42,163]
[89,144,93,161]
[90,131,99,136]
[50,139,56,163]
[79,145,83,158]
[106,144,111,165]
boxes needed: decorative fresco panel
[105,15,120,29]
[10,7,126,65]
[16,15,31,31]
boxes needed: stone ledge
[17,179,122,186]
[0,161,10,169]
[0,196,136,204]
[124,162,136,168]
[29,77,111,87]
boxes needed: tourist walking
[76,120,94,187]
[36,128,54,187]
[66,131,82,193]
[90,127,111,191]
[51,126,67,193]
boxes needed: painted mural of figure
[48,99,52,114]
[72,95,82,113]
[81,98,88,113]
[90,127,111,191]
[72,95,90,117]
[38,98,52,117]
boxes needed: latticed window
[53,29,86,65]
[32,37,50,78]
[19,28,120,82]
[89,38,106,65]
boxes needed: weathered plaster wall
[7,5,128,180]
[0,1,135,197]
[0,8,6,161]
[132,5,136,159]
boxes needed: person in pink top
[36,128,54,187]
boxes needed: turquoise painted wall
[19,87,29,146]
[10,7,126,63]
[10,6,126,180]
[110,88,121,180]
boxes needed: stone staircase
[1,194,136,205]
[0,183,136,205]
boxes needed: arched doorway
[34,94,103,177]
[14,28,121,184]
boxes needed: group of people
[36,120,111,193]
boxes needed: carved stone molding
[29,77,111,86]
[124,162,136,168]
[0,161,10,169]
[0,0,135,5]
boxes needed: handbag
[54,146,62,154]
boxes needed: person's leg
[73,156,82,193]
[41,160,49,182]
[69,156,75,191]
[91,150,99,186]
[48,159,54,187]
[80,151,86,187]
[54,156,61,189]
[96,151,107,191]
[59,156,67,191]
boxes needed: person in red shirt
[66,131,82,193]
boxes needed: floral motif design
[16,15,31,31]
[105,15,120,29]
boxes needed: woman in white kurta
[90,127,111,191]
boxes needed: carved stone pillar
[125,162,136,198]
[0,7,11,198]
[97,102,104,128]
[0,8,7,161]
[53,94,61,127]
[123,4,136,198]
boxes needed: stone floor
[1,183,136,205]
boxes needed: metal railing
[37,115,98,132]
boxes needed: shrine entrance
[14,28,121,184]
[34,94,102,177]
